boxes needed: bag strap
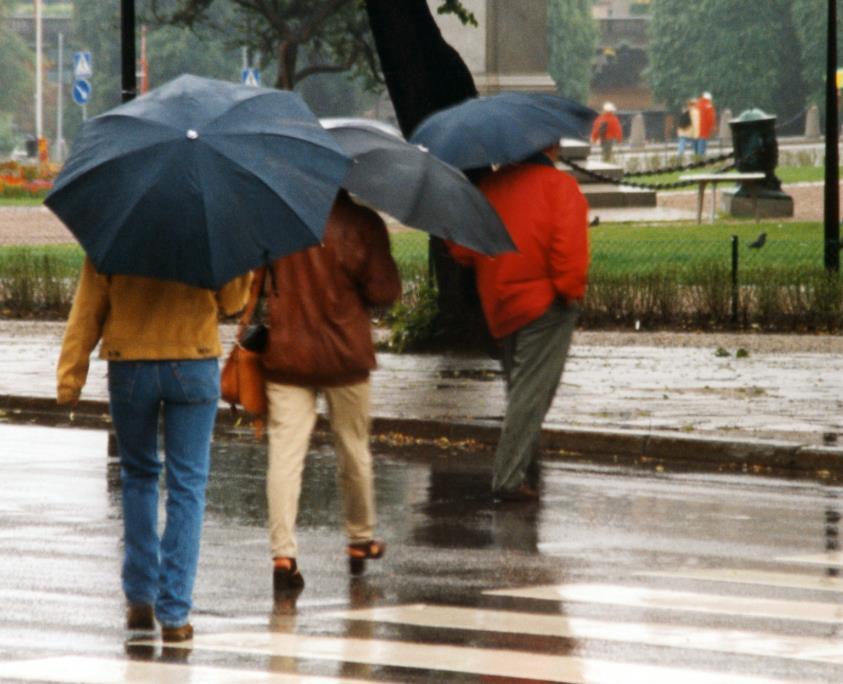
[237,266,267,341]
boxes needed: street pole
[121,0,137,102]
[34,0,43,141]
[55,32,66,162]
[825,0,840,272]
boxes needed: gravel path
[0,182,832,247]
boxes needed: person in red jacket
[590,102,623,162]
[449,145,589,501]
[259,190,401,591]
[695,91,716,156]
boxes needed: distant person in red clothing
[695,92,716,156]
[590,102,623,162]
[448,144,589,502]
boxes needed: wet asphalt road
[2,423,843,682]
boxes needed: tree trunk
[364,0,492,351]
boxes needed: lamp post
[121,0,137,102]
[34,0,42,141]
[825,0,840,272]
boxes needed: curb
[2,394,842,480]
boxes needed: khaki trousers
[266,380,375,558]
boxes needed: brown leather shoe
[161,623,193,642]
[493,483,540,503]
[126,603,154,631]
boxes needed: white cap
[603,102,616,112]
[702,91,712,100]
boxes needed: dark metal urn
[729,108,786,197]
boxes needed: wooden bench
[678,172,766,224]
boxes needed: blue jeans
[108,359,219,628]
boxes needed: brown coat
[260,194,401,387]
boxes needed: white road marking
[160,631,813,684]
[484,583,843,623]
[0,655,378,683]
[777,552,843,567]
[324,603,843,664]
[641,568,843,593]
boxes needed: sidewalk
[2,320,842,477]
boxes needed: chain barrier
[560,153,736,190]
[560,147,770,191]
[621,151,735,178]
[774,107,810,132]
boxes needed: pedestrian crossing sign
[241,68,260,87]
[73,52,92,79]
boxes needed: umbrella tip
[186,129,199,140]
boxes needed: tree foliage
[0,0,35,142]
[150,0,473,91]
[548,0,598,104]
[647,0,842,124]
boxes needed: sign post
[72,51,93,121]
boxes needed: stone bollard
[804,105,820,139]
[718,108,733,146]
[629,113,646,148]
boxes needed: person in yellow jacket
[57,259,250,642]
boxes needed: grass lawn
[590,220,823,276]
[0,244,84,277]
[632,165,834,189]
[387,221,826,281]
[0,197,48,207]
[0,220,828,286]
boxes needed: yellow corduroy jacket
[57,258,251,404]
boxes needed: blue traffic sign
[72,78,92,106]
[73,51,92,78]
[241,68,260,87]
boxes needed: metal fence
[388,229,842,331]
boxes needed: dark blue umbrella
[45,74,351,289]
[409,92,597,170]
[321,118,514,255]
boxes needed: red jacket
[260,193,401,387]
[449,162,589,339]
[590,112,623,143]
[697,97,716,139]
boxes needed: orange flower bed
[0,160,56,198]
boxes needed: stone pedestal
[431,0,556,94]
[721,188,794,219]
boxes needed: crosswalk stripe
[163,631,812,684]
[777,552,843,567]
[324,603,843,665]
[0,655,378,683]
[641,568,843,593]
[484,583,843,623]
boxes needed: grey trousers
[493,300,578,493]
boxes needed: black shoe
[126,603,155,631]
[273,557,305,593]
[347,539,386,576]
[493,483,540,503]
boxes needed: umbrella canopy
[409,92,597,170]
[45,74,351,289]
[321,118,514,256]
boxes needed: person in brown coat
[260,190,401,592]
